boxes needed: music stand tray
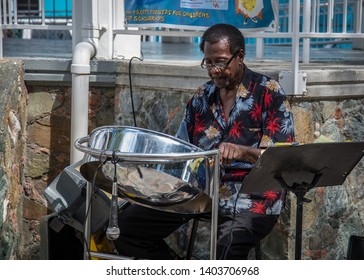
[243,142,364,260]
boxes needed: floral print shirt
[176,65,295,216]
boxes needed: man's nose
[209,66,222,75]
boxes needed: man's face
[202,39,242,90]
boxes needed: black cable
[128,53,144,127]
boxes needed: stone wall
[287,99,364,260]
[0,59,27,259]
[1,58,364,259]
[23,85,115,259]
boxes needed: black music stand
[243,142,364,260]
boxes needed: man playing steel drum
[114,23,295,260]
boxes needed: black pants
[113,204,278,260]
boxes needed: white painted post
[96,0,113,59]
[279,0,307,96]
[113,0,141,59]
[292,0,300,95]
[0,1,2,58]
[302,0,311,63]
[327,0,334,33]
[353,0,364,49]
[256,37,264,59]
[356,0,363,33]
[343,0,348,33]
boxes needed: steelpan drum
[76,126,212,214]
[78,125,204,180]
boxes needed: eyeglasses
[201,49,240,70]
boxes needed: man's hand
[219,142,261,165]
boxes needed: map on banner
[124,0,278,31]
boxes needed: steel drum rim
[74,134,219,164]
[86,125,203,152]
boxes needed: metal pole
[356,0,363,33]
[7,0,11,23]
[316,0,320,32]
[311,0,316,32]
[327,0,334,33]
[292,0,300,94]
[343,0,348,33]
[302,0,311,63]
[83,182,93,259]
[256,37,264,59]
[41,0,45,25]
[210,151,220,260]
[3,0,8,24]
[295,191,304,260]
[14,0,18,24]
[0,0,3,58]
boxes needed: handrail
[2,23,71,30]
[113,29,364,39]
[2,1,363,37]
[0,0,72,29]
[2,1,364,53]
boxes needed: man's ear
[238,49,245,62]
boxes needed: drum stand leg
[82,181,133,260]
[209,153,220,260]
[83,182,92,259]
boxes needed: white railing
[0,0,72,28]
[113,0,364,94]
[1,0,364,94]
[2,0,364,59]
[114,1,364,59]
[0,0,72,56]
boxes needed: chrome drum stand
[74,126,220,260]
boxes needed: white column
[302,0,311,63]
[292,0,300,95]
[255,38,264,59]
[97,0,113,59]
[113,0,141,59]
[0,0,2,58]
[353,0,364,49]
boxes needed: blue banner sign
[124,0,278,31]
